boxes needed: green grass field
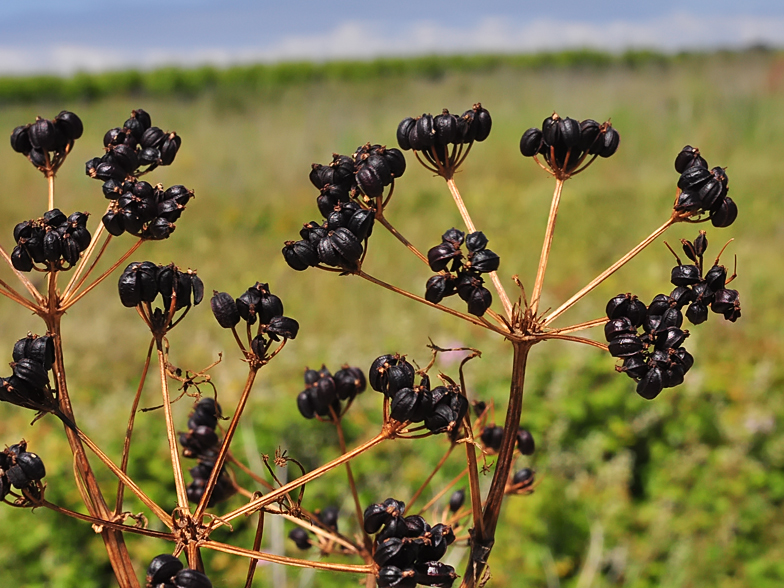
[0,49,783,587]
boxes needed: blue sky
[1,1,782,75]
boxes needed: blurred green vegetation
[0,48,783,587]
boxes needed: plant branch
[356,270,507,335]
[244,511,265,588]
[543,334,608,351]
[115,338,155,515]
[376,214,429,265]
[547,317,608,335]
[222,428,394,524]
[62,224,110,301]
[530,178,564,317]
[446,178,513,319]
[407,444,455,511]
[543,216,676,326]
[41,500,174,540]
[201,540,374,574]
[0,243,44,304]
[61,238,144,309]
[0,278,41,312]
[155,343,190,512]
[194,366,259,520]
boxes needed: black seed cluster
[669,232,741,324]
[371,354,468,434]
[287,506,340,550]
[84,109,188,240]
[479,426,535,456]
[296,364,366,421]
[282,143,402,272]
[0,335,56,414]
[364,498,457,588]
[86,109,180,181]
[11,209,91,272]
[397,104,490,175]
[0,440,46,497]
[210,283,299,349]
[178,397,235,507]
[520,114,619,175]
[146,554,213,588]
[118,262,204,322]
[605,292,695,400]
[10,111,83,174]
[99,180,192,241]
[673,146,737,227]
[425,228,499,317]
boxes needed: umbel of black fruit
[672,146,737,227]
[11,209,92,272]
[10,111,83,175]
[519,114,619,176]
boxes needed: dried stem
[63,225,110,300]
[376,214,428,265]
[543,216,676,326]
[544,334,608,351]
[331,407,372,554]
[75,425,172,527]
[61,239,144,309]
[0,278,41,312]
[222,429,394,524]
[155,343,190,515]
[0,242,44,304]
[194,366,259,520]
[244,511,265,588]
[41,500,174,540]
[407,444,455,510]
[47,313,141,588]
[202,540,374,574]
[548,316,608,335]
[48,175,54,211]
[461,341,531,588]
[446,178,513,319]
[419,467,468,514]
[115,338,155,515]
[356,270,506,335]
[530,178,564,316]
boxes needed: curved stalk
[530,178,564,316]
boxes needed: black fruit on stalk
[520,113,620,176]
[11,209,92,272]
[10,111,83,175]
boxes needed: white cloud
[1,12,782,75]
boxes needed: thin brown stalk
[41,500,174,540]
[407,444,455,510]
[202,540,374,574]
[446,178,513,319]
[418,467,468,515]
[0,243,44,304]
[48,175,54,211]
[461,342,531,588]
[75,425,172,527]
[227,453,275,491]
[376,214,428,265]
[331,407,372,553]
[462,424,485,540]
[271,510,360,553]
[0,278,40,312]
[48,314,141,588]
[115,338,155,515]
[357,270,506,334]
[244,511,265,588]
[222,429,392,524]
[547,317,608,335]
[61,239,144,309]
[530,178,565,316]
[195,367,259,520]
[155,344,190,512]
[544,334,608,351]
[63,225,110,300]
[543,216,676,326]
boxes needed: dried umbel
[10,111,83,177]
[397,103,491,177]
[673,146,736,227]
[519,113,619,177]
[86,109,190,240]
[11,209,91,272]
[296,363,366,420]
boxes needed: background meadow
[0,49,783,587]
